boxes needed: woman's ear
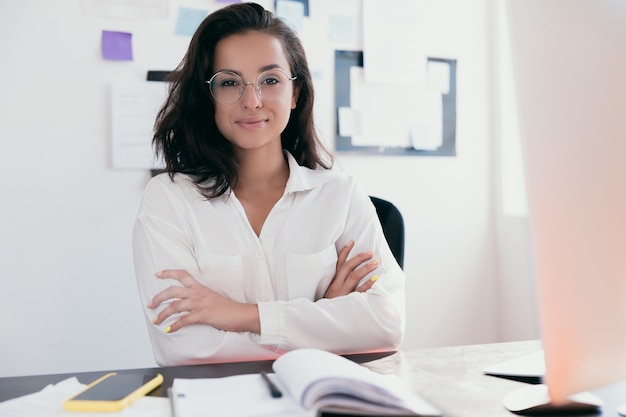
[291,84,301,110]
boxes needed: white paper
[362,0,427,84]
[349,66,442,148]
[409,91,443,150]
[111,80,167,170]
[350,65,407,146]
[0,377,170,417]
[337,106,359,137]
[428,60,450,94]
[275,0,305,34]
[172,375,311,417]
[329,0,362,49]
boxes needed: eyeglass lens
[209,70,294,104]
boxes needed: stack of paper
[0,378,170,417]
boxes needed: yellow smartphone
[63,372,163,412]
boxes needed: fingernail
[155,271,164,277]
[370,275,379,282]
[151,317,158,324]
[372,259,380,266]
[164,326,171,334]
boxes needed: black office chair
[369,196,405,269]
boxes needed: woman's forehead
[212,32,290,74]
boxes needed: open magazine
[171,348,441,417]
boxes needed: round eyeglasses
[206,69,297,105]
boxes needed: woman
[133,2,405,366]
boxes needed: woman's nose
[241,82,262,109]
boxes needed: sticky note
[427,61,450,94]
[101,30,133,61]
[276,0,305,33]
[175,7,208,37]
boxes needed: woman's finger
[344,258,379,288]
[155,269,189,279]
[164,310,198,333]
[152,303,177,325]
[336,241,354,269]
[336,250,374,283]
[148,285,188,309]
[325,250,378,298]
[155,269,199,288]
[338,250,373,273]
[355,274,378,293]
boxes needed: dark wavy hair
[153,2,332,198]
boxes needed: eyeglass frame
[205,68,298,104]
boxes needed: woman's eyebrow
[213,68,241,75]
[259,64,285,72]
[213,64,287,75]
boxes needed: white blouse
[133,152,406,366]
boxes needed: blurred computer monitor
[507,0,626,409]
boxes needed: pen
[260,371,282,398]
[167,387,177,417]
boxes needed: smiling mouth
[237,118,267,129]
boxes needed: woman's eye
[261,77,280,85]
[221,79,241,88]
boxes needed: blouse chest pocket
[285,245,338,300]
[197,252,246,302]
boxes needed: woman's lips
[237,117,267,130]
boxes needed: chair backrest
[369,196,405,269]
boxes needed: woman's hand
[324,241,380,299]
[148,269,260,334]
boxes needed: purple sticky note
[102,30,133,61]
